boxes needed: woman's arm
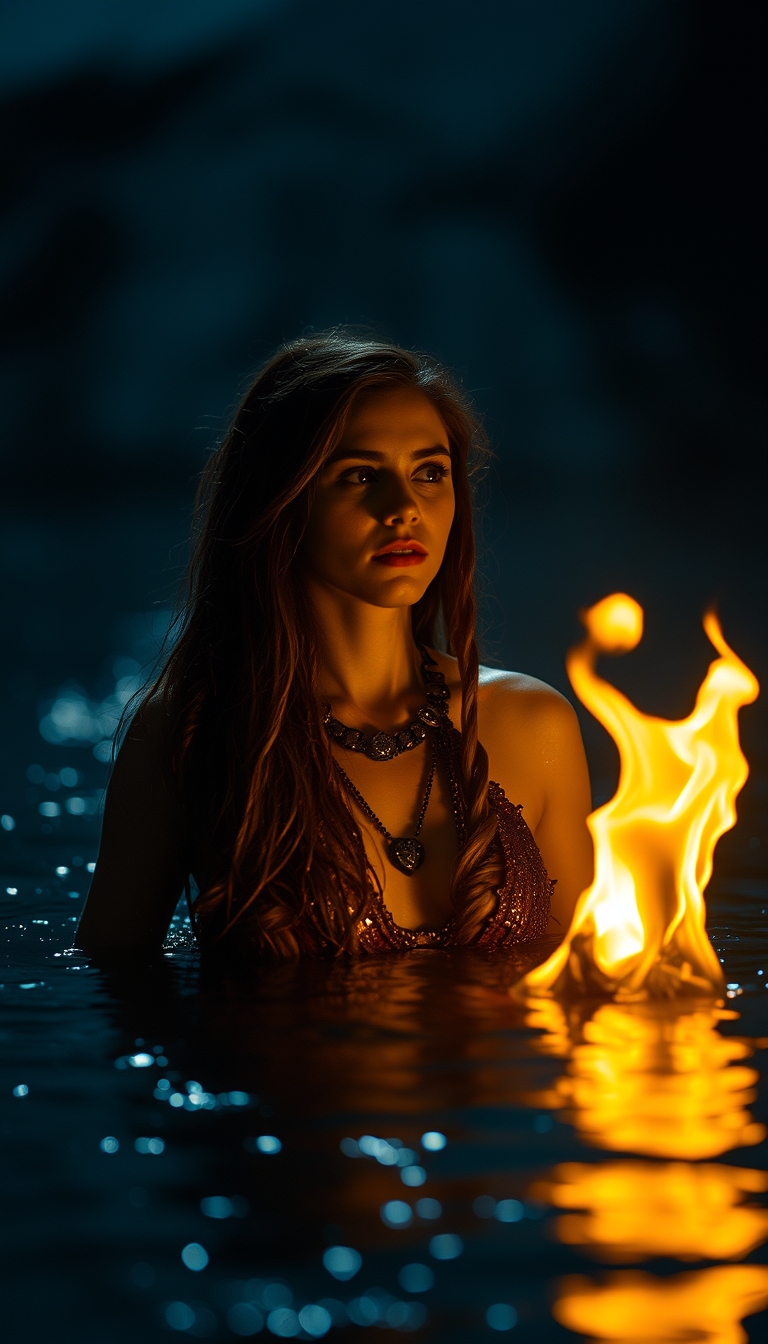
[478,672,594,935]
[76,701,189,953]
[524,693,593,931]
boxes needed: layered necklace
[322,650,451,876]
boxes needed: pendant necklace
[322,648,450,875]
[333,740,437,876]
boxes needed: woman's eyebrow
[328,444,451,464]
[412,445,451,460]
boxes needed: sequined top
[352,780,552,952]
[302,723,552,955]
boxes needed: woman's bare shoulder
[478,664,559,695]
[479,664,571,707]
[426,648,578,745]
[428,648,572,714]
[104,691,183,820]
[116,692,177,777]
[125,690,172,739]
[478,665,579,745]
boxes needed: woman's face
[302,387,455,610]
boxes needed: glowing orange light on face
[524,595,759,998]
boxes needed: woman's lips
[373,551,427,567]
[372,543,428,567]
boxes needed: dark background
[0,0,765,833]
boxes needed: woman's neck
[307,574,424,727]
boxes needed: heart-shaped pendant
[388,837,425,875]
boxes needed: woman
[78,332,592,959]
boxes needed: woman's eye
[344,466,378,484]
[340,462,448,485]
[415,463,449,483]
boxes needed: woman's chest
[332,743,459,932]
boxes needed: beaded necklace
[321,649,450,760]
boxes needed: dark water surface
[2,864,767,1342]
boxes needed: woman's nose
[379,475,421,527]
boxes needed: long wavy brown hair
[149,331,502,957]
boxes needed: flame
[523,998,766,1158]
[532,1161,768,1262]
[553,1266,768,1344]
[524,595,759,998]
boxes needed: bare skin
[302,387,593,934]
[79,387,592,951]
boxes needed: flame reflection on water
[532,1161,768,1261]
[553,1266,768,1344]
[524,997,766,1158]
[522,995,768,1340]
